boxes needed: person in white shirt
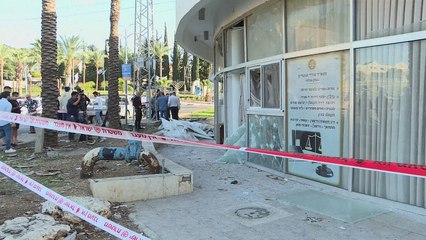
[58,87,71,120]
[167,92,180,120]
[0,91,16,153]
[93,91,103,125]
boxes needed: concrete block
[89,142,193,202]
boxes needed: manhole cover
[235,207,270,219]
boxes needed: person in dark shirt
[9,92,21,146]
[66,91,81,141]
[132,91,142,131]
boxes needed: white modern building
[176,0,426,208]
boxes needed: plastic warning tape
[0,161,150,240]
[1,112,426,178]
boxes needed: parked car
[17,97,42,115]
[119,95,133,119]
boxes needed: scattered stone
[63,231,77,240]
[0,214,71,240]
[303,216,323,223]
[41,196,112,224]
[113,213,122,220]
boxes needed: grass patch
[189,108,214,118]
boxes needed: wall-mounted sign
[287,53,342,186]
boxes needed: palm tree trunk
[0,61,3,90]
[107,0,121,129]
[96,65,99,90]
[41,0,59,146]
[17,63,23,95]
[83,63,86,84]
[65,59,72,86]
[159,56,163,79]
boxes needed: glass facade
[248,114,285,172]
[286,0,350,52]
[263,63,280,108]
[247,0,283,61]
[212,0,426,206]
[356,0,426,40]
[354,41,426,207]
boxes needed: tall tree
[152,41,169,80]
[107,0,121,129]
[11,49,27,95]
[60,35,81,86]
[162,23,170,79]
[41,0,59,146]
[181,50,189,91]
[172,40,180,82]
[191,55,199,82]
[0,44,11,90]
[199,58,211,81]
[91,50,106,90]
[30,40,42,67]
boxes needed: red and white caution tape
[1,112,426,179]
[1,111,426,238]
[0,161,150,240]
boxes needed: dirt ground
[0,121,166,239]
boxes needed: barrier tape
[1,112,426,179]
[0,161,150,240]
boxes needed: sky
[0,0,176,50]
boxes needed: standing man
[66,91,81,141]
[168,92,180,120]
[132,91,143,131]
[9,92,21,146]
[25,94,38,133]
[0,91,16,153]
[58,86,71,120]
[157,92,169,120]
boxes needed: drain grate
[235,207,270,219]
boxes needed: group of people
[131,90,180,131]
[0,86,39,154]
[0,86,183,152]
[148,90,180,121]
[57,86,102,143]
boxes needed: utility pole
[134,0,154,119]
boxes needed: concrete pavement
[128,144,426,240]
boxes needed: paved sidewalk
[129,144,426,240]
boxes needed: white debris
[41,196,112,224]
[217,124,247,164]
[158,118,214,140]
[0,214,70,240]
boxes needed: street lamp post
[121,24,134,126]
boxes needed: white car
[17,97,42,116]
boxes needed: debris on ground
[217,124,246,164]
[158,118,214,140]
[41,196,112,224]
[0,214,71,240]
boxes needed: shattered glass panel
[247,0,283,61]
[248,115,284,172]
[250,68,261,107]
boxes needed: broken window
[249,63,281,108]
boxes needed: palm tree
[90,50,106,90]
[41,0,59,146]
[156,77,172,92]
[107,0,121,129]
[60,35,81,86]
[30,39,42,66]
[0,44,11,90]
[11,48,27,95]
[78,50,91,85]
[152,41,169,80]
